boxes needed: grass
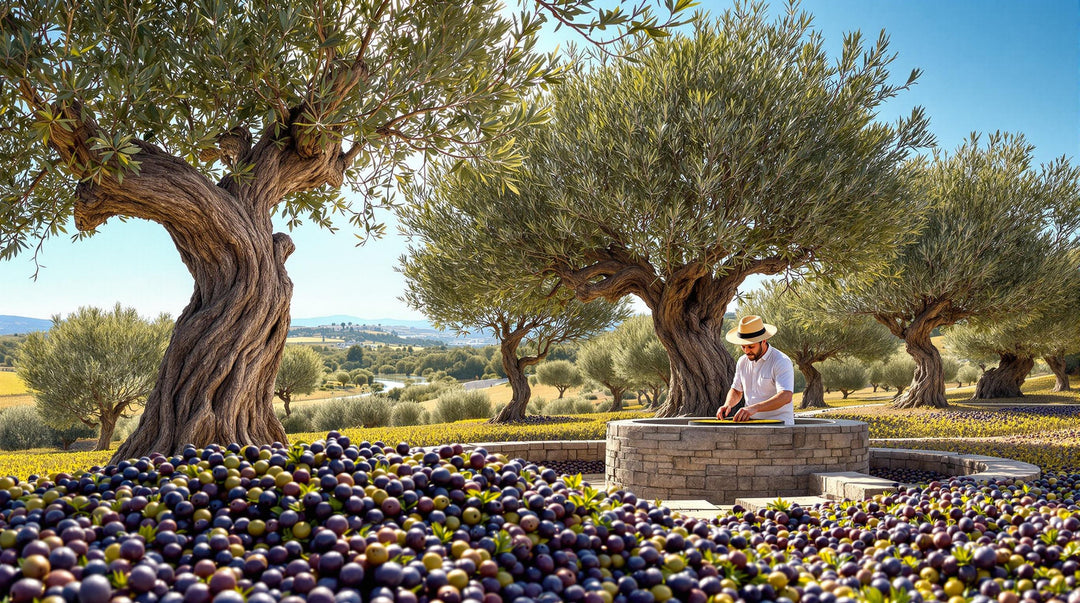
[483,383,596,407]
[285,337,344,344]
[0,394,34,410]
[0,371,27,396]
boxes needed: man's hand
[716,405,734,419]
[732,405,757,422]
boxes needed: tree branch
[553,251,660,307]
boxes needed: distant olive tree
[274,346,323,417]
[945,282,1080,399]
[957,364,981,387]
[941,356,960,388]
[578,333,635,412]
[880,354,917,398]
[819,359,869,399]
[611,315,671,407]
[17,305,172,450]
[536,361,584,398]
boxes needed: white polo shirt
[730,344,795,425]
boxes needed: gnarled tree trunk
[1045,354,1071,392]
[606,385,627,412]
[555,259,746,418]
[277,391,294,417]
[653,278,737,418]
[797,361,827,409]
[96,410,120,452]
[972,353,1034,399]
[114,227,293,460]
[894,326,948,409]
[49,104,351,463]
[490,331,537,423]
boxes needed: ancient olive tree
[399,198,628,423]
[611,314,671,407]
[274,345,323,417]
[945,275,1080,398]
[0,0,680,459]
[945,323,1036,399]
[536,360,584,398]
[16,305,172,450]
[739,281,896,408]
[430,6,932,418]
[834,134,1080,408]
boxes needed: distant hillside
[291,315,433,329]
[0,315,51,335]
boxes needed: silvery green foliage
[17,305,171,438]
[837,134,1080,335]
[944,270,1080,364]
[390,401,425,427]
[433,389,492,423]
[819,358,869,397]
[740,280,898,366]
[1,0,685,261]
[880,354,917,392]
[536,360,585,397]
[275,346,323,400]
[436,6,931,306]
[610,315,670,394]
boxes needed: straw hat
[725,315,778,345]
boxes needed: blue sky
[1,0,1077,322]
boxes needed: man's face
[741,341,766,361]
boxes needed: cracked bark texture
[43,106,351,461]
[972,353,1034,399]
[1045,355,1071,392]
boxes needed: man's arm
[717,388,744,419]
[732,389,793,421]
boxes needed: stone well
[606,417,868,505]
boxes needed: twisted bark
[972,353,1034,399]
[42,109,353,461]
[894,326,948,409]
[652,276,738,417]
[797,361,827,408]
[1045,354,1071,392]
[490,329,540,423]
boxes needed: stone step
[811,471,900,500]
[661,499,730,520]
[734,495,832,513]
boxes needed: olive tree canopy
[399,194,628,423]
[945,268,1080,397]
[832,133,1080,408]
[421,6,933,418]
[274,345,323,417]
[0,0,682,459]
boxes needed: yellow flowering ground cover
[0,411,649,479]
[819,375,1080,439]
[292,410,650,448]
[0,371,27,396]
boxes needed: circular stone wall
[606,417,868,504]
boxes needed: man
[717,315,796,425]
